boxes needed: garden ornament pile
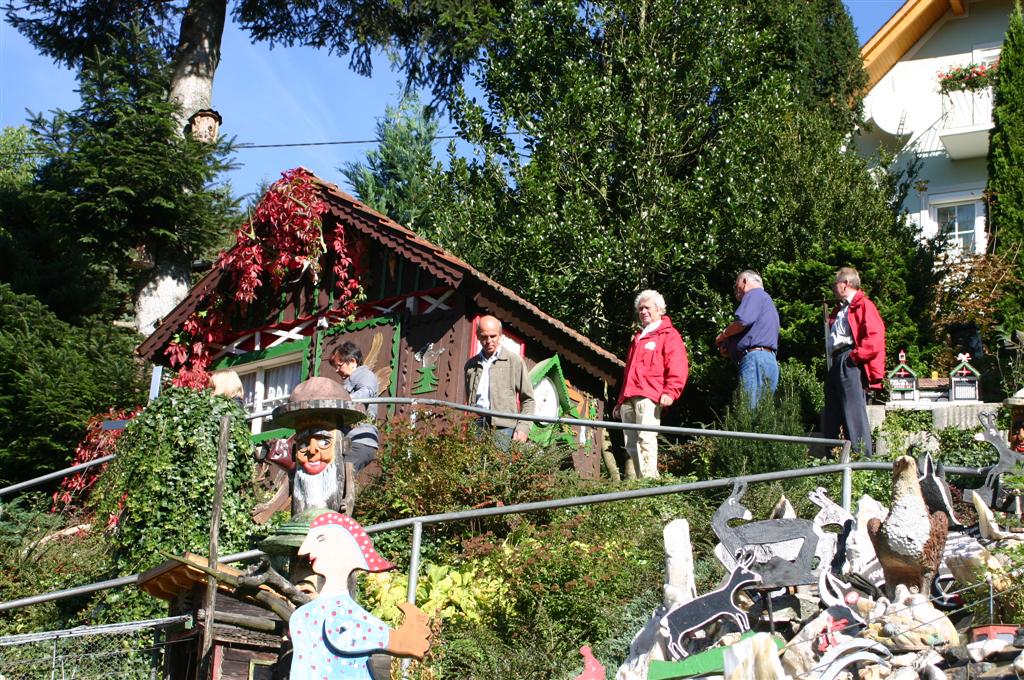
[289,511,431,678]
[272,377,365,516]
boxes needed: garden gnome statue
[272,377,365,516]
[289,511,431,678]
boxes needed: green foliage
[341,94,440,231]
[0,494,113,635]
[357,415,572,544]
[90,388,257,576]
[415,0,935,425]
[0,285,145,484]
[0,24,237,322]
[689,369,811,479]
[988,3,1024,335]
[0,126,37,194]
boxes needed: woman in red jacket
[612,290,689,478]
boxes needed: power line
[0,130,524,158]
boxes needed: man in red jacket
[824,267,886,457]
[612,290,689,478]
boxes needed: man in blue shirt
[715,270,781,407]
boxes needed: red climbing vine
[51,406,141,513]
[165,168,363,387]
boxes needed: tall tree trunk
[135,0,227,336]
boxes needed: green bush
[91,388,257,576]
[692,370,810,479]
[0,285,145,484]
[0,493,113,635]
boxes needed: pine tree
[341,95,440,231]
[987,2,1024,332]
[0,24,237,323]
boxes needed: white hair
[293,460,340,512]
[634,290,667,314]
[737,270,763,288]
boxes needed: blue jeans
[739,350,779,407]
[476,417,515,452]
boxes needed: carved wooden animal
[713,481,820,587]
[661,556,762,660]
[867,455,948,598]
[917,451,963,529]
[963,412,1024,511]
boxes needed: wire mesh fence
[0,616,191,680]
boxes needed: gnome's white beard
[293,460,339,511]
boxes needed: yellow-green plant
[361,563,511,625]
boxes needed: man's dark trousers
[823,346,873,457]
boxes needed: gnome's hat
[271,376,365,429]
[309,511,396,573]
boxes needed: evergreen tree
[341,95,440,230]
[0,25,237,323]
[422,0,934,419]
[987,2,1024,333]
[0,285,146,484]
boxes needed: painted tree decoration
[291,512,431,678]
[411,365,439,394]
[165,168,364,388]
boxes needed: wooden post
[200,415,230,679]
[600,427,620,482]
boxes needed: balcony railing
[939,88,993,159]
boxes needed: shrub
[0,285,145,484]
[692,370,810,480]
[90,388,257,576]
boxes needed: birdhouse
[887,349,918,401]
[949,353,981,402]
[189,109,222,143]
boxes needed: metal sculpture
[661,554,761,660]
[962,412,1024,512]
[917,451,964,529]
[712,481,820,588]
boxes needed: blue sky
[1,2,904,202]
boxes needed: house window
[235,358,304,434]
[214,339,309,436]
[937,202,976,254]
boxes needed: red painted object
[575,646,606,680]
[971,624,1018,643]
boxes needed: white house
[857,0,1013,255]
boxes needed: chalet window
[213,339,309,437]
[236,357,303,434]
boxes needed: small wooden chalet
[136,170,623,476]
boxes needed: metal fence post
[841,442,853,513]
[407,521,423,605]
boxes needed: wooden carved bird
[867,455,948,599]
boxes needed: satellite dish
[533,377,560,420]
[869,96,910,136]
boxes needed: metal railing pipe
[0,455,116,498]
[1,459,992,612]
[250,397,849,448]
